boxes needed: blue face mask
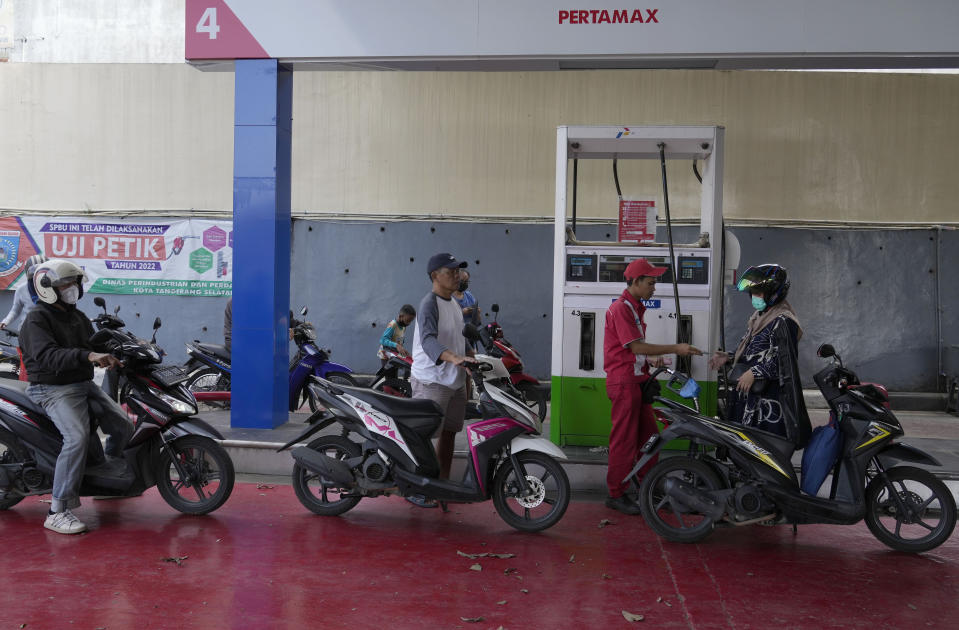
[751,295,767,311]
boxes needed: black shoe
[605,495,642,516]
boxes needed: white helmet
[33,259,88,305]
[25,253,48,277]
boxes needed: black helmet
[737,264,790,307]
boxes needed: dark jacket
[19,302,95,385]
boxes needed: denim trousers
[27,381,134,512]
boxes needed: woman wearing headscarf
[709,264,810,446]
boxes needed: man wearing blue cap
[409,253,476,506]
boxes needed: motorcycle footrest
[291,447,355,486]
[392,467,481,502]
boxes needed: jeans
[27,381,134,512]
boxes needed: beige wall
[2,64,957,224]
[293,70,959,223]
[0,63,233,214]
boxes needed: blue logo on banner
[0,234,21,274]
[642,299,661,308]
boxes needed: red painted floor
[2,483,958,630]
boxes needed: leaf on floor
[162,556,189,567]
[457,550,515,559]
[469,564,482,571]
[504,567,518,575]
[622,611,644,622]
[497,600,507,605]
[568,554,575,563]
[256,484,275,490]
[460,617,484,623]
[598,519,613,528]
[602,573,612,580]
[520,589,529,594]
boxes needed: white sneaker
[44,509,87,534]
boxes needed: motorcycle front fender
[316,362,353,377]
[878,442,942,467]
[510,434,567,460]
[162,417,225,441]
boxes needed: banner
[0,0,13,52]
[0,216,233,296]
[618,199,657,243]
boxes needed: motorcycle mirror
[114,305,121,315]
[300,306,308,316]
[817,343,835,358]
[462,323,482,342]
[491,303,499,314]
[153,317,162,330]
[94,296,107,313]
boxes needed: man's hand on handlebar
[88,352,122,369]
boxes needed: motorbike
[477,303,549,421]
[370,348,413,398]
[278,325,571,532]
[628,344,957,552]
[0,298,235,515]
[0,330,21,380]
[184,307,357,412]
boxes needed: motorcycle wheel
[292,435,362,516]
[373,377,411,398]
[492,451,570,532]
[0,428,27,510]
[864,465,957,553]
[185,367,231,410]
[638,456,724,544]
[516,381,548,421]
[325,372,358,388]
[156,435,235,515]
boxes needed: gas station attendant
[603,258,703,515]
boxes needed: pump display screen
[566,254,597,281]
[598,255,673,284]
[677,256,709,284]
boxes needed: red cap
[624,258,668,280]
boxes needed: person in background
[377,304,415,366]
[223,297,232,352]
[1,254,48,381]
[709,264,807,440]
[603,258,702,516]
[452,269,480,328]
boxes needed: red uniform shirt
[604,289,650,386]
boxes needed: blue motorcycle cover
[800,413,842,495]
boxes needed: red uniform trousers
[606,381,659,498]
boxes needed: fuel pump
[550,126,738,447]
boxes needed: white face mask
[59,284,80,305]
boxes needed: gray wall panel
[1,221,951,391]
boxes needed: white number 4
[196,7,220,40]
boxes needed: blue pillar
[231,59,292,428]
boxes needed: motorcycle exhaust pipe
[662,477,726,521]
[291,447,356,486]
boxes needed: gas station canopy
[186,0,959,71]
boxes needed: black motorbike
[629,343,957,552]
[0,298,235,515]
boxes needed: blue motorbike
[183,308,357,412]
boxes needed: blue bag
[800,413,843,495]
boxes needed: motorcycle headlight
[155,389,197,415]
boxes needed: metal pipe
[657,143,682,338]
[936,226,943,391]
[571,158,578,236]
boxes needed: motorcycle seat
[322,381,443,424]
[0,379,54,420]
[195,343,231,363]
